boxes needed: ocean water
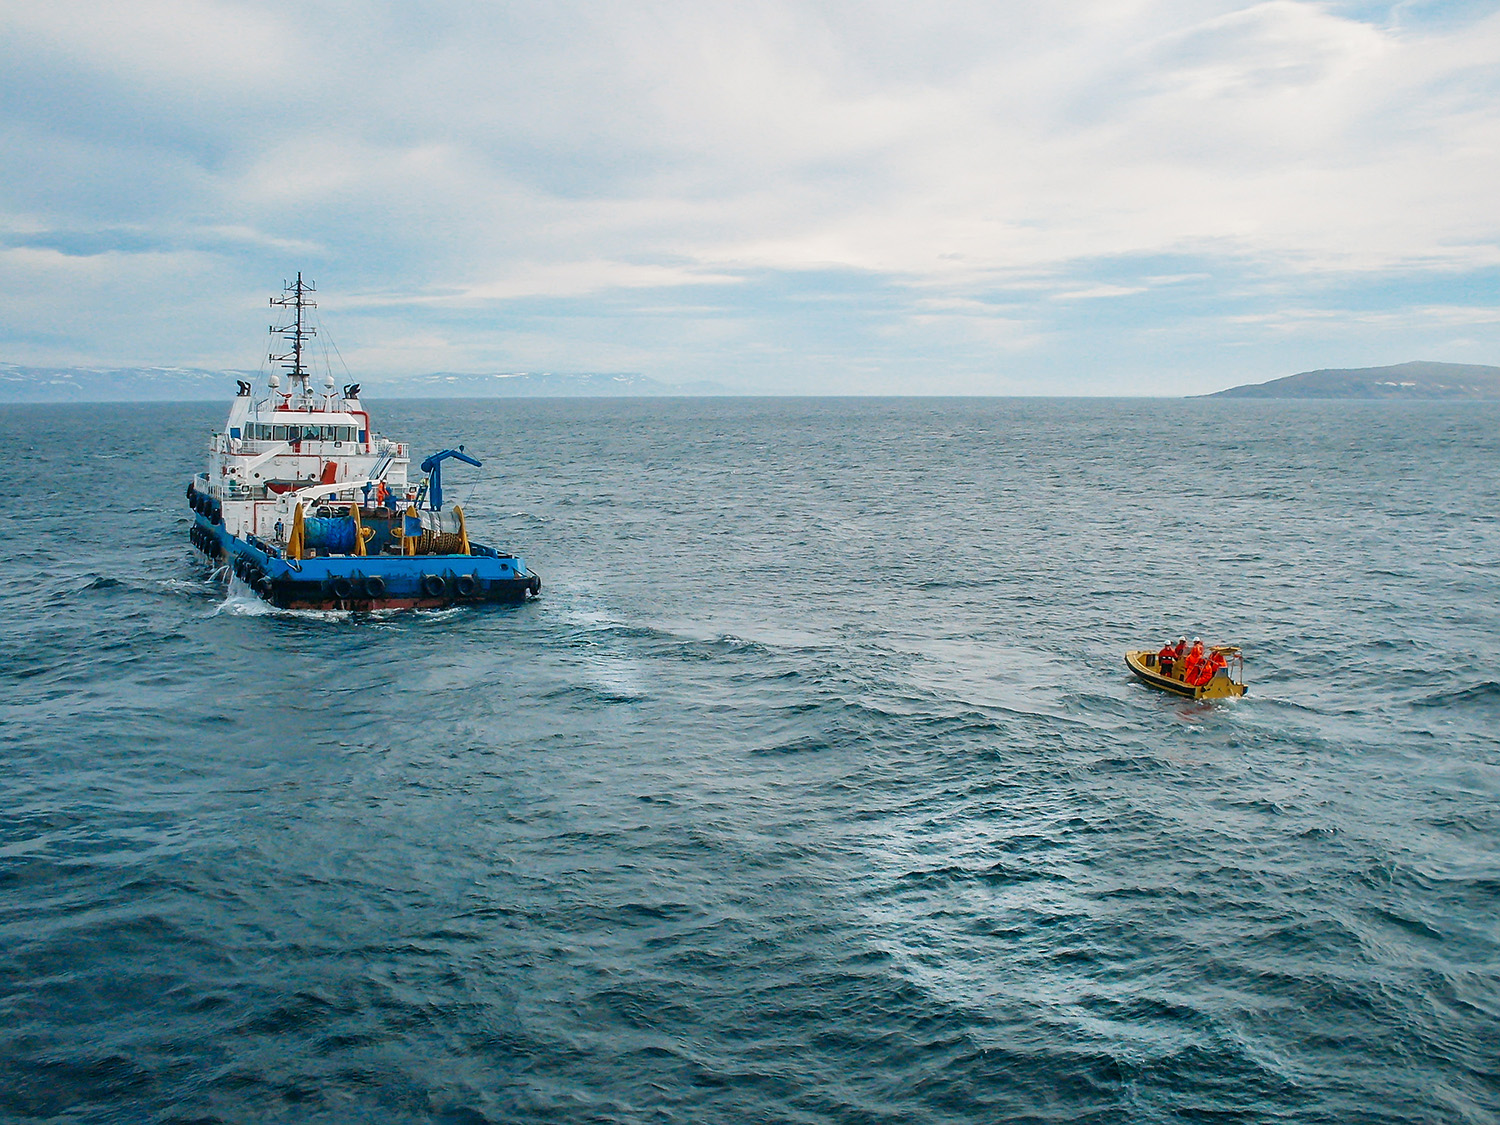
[1,396,1497,1124]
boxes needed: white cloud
[1052,285,1151,300]
[2,0,1499,389]
[2,0,298,91]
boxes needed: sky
[2,0,1498,395]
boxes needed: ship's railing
[224,438,408,458]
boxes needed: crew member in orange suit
[1183,638,1205,682]
[1202,650,1227,684]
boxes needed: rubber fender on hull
[331,577,355,600]
[528,575,541,595]
[455,574,477,597]
[421,574,447,598]
[255,575,274,597]
[364,576,386,599]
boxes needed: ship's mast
[269,272,317,406]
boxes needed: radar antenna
[269,272,317,402]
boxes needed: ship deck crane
[420,446,482,511]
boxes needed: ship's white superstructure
[202,274,410,541]
[208,374,410,539]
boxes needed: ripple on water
[2,398,1499,1123]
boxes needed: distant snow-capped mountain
[0,364,729,402]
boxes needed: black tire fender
[364,575,387,599]
[421,574,446,598]
[455,574,477,597]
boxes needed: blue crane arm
[419,446,483,510]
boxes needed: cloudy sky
[2,1,1498,394]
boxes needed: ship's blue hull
[189,513,540,609]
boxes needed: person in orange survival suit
[1199,649,1227,686]
[1188,649,1225,687]
[1157,641,1177,677]
[1183,637,1205,682]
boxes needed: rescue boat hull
[1125,650,1246,700]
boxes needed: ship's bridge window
[272,425,287,441]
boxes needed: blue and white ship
[186,274,541,609]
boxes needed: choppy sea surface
[2,397,1498,1124]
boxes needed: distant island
[1207,361,1500,400]
[0,364,729,403]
